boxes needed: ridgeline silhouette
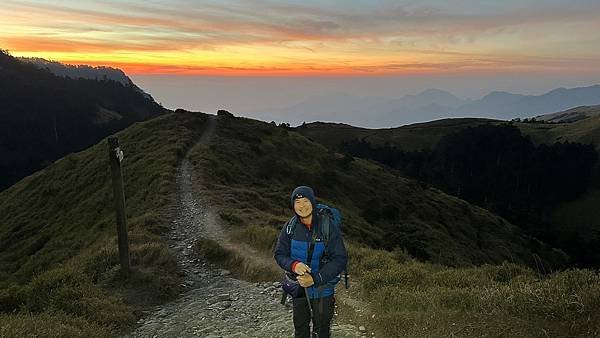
[0,49,168,191]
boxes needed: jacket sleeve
[273,223,296,274]
[311,223,347,286]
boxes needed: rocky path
[125,115,364,338]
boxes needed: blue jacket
[274,211,347,299]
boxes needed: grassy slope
[299,117,500,151]
[515,114,600,237]
[0,111,209,337]
[191,115,567,268]
[187,114,599,336]
[523,109,600,149]
[299,114,600,154]
[299,115,600,241]
[536,105,600,123]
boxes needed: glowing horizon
[2,0,600,76]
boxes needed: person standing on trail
[274,185,348,338]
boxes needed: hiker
[274,185,348,338]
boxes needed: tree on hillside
[340,123,599,266]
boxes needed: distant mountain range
[256,85,600,128]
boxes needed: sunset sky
[3,0,600,76]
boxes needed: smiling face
[293,197,313,218]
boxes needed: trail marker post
[107,136,130,277]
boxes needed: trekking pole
[304,287,318,337]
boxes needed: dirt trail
[125,115,363,337]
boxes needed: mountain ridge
[255,84,600,128]
[0,50,169,191]
[535,104,600,123]
[18,56,155,101]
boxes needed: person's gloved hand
[293,262,311,276]
[297,273,314,287]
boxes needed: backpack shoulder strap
[322,210,331,243]
[316,204,342,243]
[316,206,333,245]
[285,215,298,236]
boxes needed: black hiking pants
[292,293,335,338]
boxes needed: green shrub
[19,263,134,330]
[0,284,25,313]
[219,211,246,227]
[371,286,433,312]
[0,311,111,338]
[194,237,234,264]
[362,262,430,292]
[231,224,279,252]
[425,267,490,288]
[193,237,279,282]
[482,261,535,283]
[435,288,479,311]
[346,244,399,275]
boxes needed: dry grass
[193,236,280,282]
[0,111,209,335]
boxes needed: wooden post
[107,136,131,277]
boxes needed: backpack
[285,203,349,289]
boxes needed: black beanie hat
[290,185,316,210]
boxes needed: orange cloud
[4,37,116,53]
[2,1,600,76]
